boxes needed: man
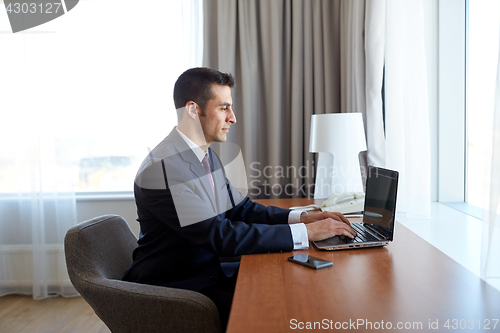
[123,67,356,329]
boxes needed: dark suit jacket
[122,128,294,291]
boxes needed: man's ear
[186,102,198,119]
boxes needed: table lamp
[309,113,367,199]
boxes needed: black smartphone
[287,254,333,270]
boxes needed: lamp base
[313,152,364,199]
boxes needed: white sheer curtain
[0,138,79,299]
[0,0,203,299]
[0,32,81,299]
[481,31,500,291]
[384,0,431,218]
[341,0,430,217]
[340,0,387,170]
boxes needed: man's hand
[300,211,349,225]
[302,212,357,242]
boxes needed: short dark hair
[173,67,235,118]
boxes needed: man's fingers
[322,211,350,224]
[334,212,350,224]
[344,227,356,238]
[328,219,356,237]
[338,220,356,237]
[306,218,358,241]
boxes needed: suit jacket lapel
[168,130,217,211]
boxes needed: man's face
[199,84,236,145]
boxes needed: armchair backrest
[65,215,137,284]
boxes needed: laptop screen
[363,166,399,240]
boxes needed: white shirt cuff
[288,210,307,224]
[289,223,309,250]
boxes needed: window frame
[438,0,484,220]
[438,0,467,204]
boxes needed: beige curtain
[204,0,342,198]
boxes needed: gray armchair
[64,214,221,333]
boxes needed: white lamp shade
[309,113,367,199]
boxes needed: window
[439,0,499,214]
[466,0,500,208]
[0,0,202,193]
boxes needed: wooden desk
[227,199,500,332]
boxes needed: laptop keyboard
[351,223,379,242]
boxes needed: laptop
[313,165,399,251]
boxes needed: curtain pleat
[364,0,387,168]
[340,0,366,115]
